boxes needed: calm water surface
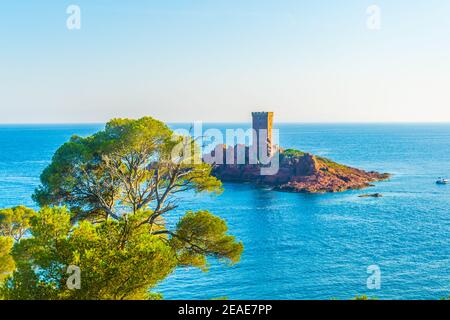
[0,123,449,299]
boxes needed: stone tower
[252,111,274,159]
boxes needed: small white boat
[436,178,449,185]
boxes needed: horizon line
[1,121,450,126]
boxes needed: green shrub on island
[353,295,377,300]
[282,149,348,171]
[0,117,243,300]
[282,149,306,157]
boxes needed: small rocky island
[205,112,390,194]
[209,147,389,193]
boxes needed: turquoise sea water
[0,123,449,299]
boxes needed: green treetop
[0,117,243,300]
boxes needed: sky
[1,0,450,123]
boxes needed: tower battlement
[252,112,272,116]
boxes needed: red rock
[205,145,390,193]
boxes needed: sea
[0,123,449,300]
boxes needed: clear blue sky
[1,0,450,123]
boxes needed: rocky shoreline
[208,146,390,193]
